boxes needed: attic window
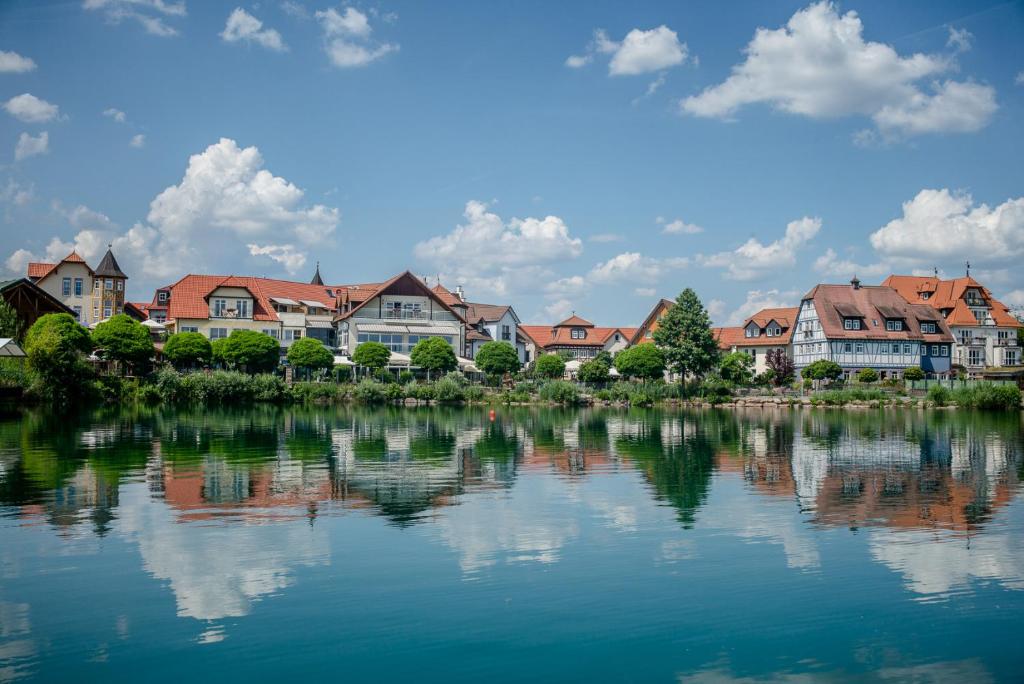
[157,291,168,303]
[885,320,903,331]
[921,292,930,300]
[921,322,936,334]
[571,328,586,339]
[843,318,861,330]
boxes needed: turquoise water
[0,405,1022,682]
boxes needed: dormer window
[571,328,586,339]
[921,292,930,300]
[920,322,936,333]
[843,318,861,330]
[157,291,168,303]
[885,319,903,331]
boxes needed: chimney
[850,275,861,290]
[455,285,465,302]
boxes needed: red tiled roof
[713,326,745,351]
[464,302,511,322]
[882,275,1020,328]
[63,251,87,264]
[556,314,593,328]
[431,284,464,307]
[27,262,56,279]
[803,284,954,342]
[732,306,800,346]
[520,324,627,348]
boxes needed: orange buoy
[489,409,496,422]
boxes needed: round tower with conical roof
[92,245,128,322]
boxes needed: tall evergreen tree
[652,288,719,380]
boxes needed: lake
[0,405,1022,682]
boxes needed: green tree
[765,348,795,386]
[163,332,212,369]
[215,329,280,373]
[719,351,754,385]
[577,358,610,384]
[803,359,843,383]
[92,314,155,374]
[903,367,925,381]
[287,337,334,376]
[23,313,94,403]
[614,343,666,381]
[1017,324,1024,348]
[594,350,613,367]
[352,341,391,375]
[0,298,24,342]
[475,341,520,380]
[534,353,566,379]
[652,289,719,379]
[410,337,457,380]
[856,367,878,384]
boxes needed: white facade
[338,293,464,358]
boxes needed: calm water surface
[0,405,1022,682]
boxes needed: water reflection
[0,405,1022,678]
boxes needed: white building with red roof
[713,307,799,375]
[519,314,632,362]
[26,246,128,325]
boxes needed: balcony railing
[354,310,457,321]
[995,338,1020,347]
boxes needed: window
[885,320,902,331]
[502,324,511,341]
[213,299,227,317]
[921,292,930,300]
[103,305,112,319]
[773,327,781,336]
[72,306,82,320]
[153,312,166,323]
[941,346,948,356]
[158,291,168,303]
[180,326,199,333]
[262,328,279,339]
[998,330,1010,339]
[968,348,983,366]
[571,328,586,339]
[765,327,773,337]
[62,278,71,296]
[236,299,250,318]
[930,345,939,356]
[745,328,753,338]
[116,281,123,291]
[293,329,302,339]
[843,318,861,330]
[844,343,852,353]
[94,279,100,290]
[855,343,864,353]
[105,279,113,290]
[92,304,99,320]
[903,344,912,354]
[210,328,228,340]
[74,278,83,297]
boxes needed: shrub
[138,383,163,405]
[0,358,29,389]
[577,359,610,384]
[594,389,612,401]
[375,367,398,383]
[333,365,353,383]
[535,354,566,379]
[153,366,183,402]
[214,330,280,373]
[927,384,952,406]
[287,338,334,373]
[289,381,338,404]
[433,375,466,403]
[352,342,390,371]
[537,380,579,404]
[463,385,486,402]
[951,383,1021,411]
[164,332,212,369]
[23,312,94,404]
[384,382,405,402]
[803,359,843,382]
[92,314,154,374]
[398,371,415,385]
[251,373,287,401]
[718,351,754,386]
[699,377,733,404]
[614,343,666,381]
[353,379,386,404]
[409,382,436,401]
[475,341,520,377]
[765,349,795,386]
[903,367,925,381]
[856,368,879,384]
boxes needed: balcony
[355,310,457,321]
[995,338,1020,348]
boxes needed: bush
[375,367,398,383]
[433,375,466,403]
[719,351,754,386]
[463,385,486,402]
[164,332,212,369]
[594,388,612,401]
[699,377,733,404]
[577,358,610,384]
[333,365,353,383]
[354,379,386,404]
[138,383,162,405]
[409,382,436,401]
[251,373,287,401]
[0,358,29,390]
[927,384,952,406]
[856,368,879,384]
[951,383,1021,411]
[475,341,521,377]
[535,354,566,379]
[903,367,925,381]
[537,380,579,404]
[289,381,338,404]
[814,388,887,405]
[614,344,666,381]
[803,359,843,382]
[384,382,405,402]
[398,371,415,385]
[24,312,94,404]
[214,330,281,373]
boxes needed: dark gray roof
[94,248,127,278]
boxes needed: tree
[594,350,613,367]
[410,337,457,380]
[475,341,520,379]
[718,351,754,385]
[23,313,93,403]
[765,348,795,386]
[92,314,155,374]
[577,358,610,384]
[352,341,390,374]
[652,289,719,379]
[216,329,280,373]
[614,343,666,381]
[0,298,24,342]
[856,367,878,384]
[287,337,334,376]
[803,359,843,383]
[535,353,566,379]
[903,367,925,381]
[163,332,212,369]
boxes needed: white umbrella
[333,355,355,366]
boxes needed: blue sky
[1,0,1022,325]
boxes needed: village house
[26,247,127,326]
[882,274,1021,375]
[792,277,955,380]
[520,314,634,363]
[630,298,674,345]
[427,284,529,363]
[713,307,799,375]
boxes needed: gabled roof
[94,247,127,278]
[712,326,745,351]
[431,284,464,307]
[746,307,798,330]
[336,271,467,323]
[882,274,1020,328]
[732,306,799,346]
[630,298,674,344]
[26,250,93,282]
[555,314,593,328]
[804,284,954,342]
[0,277,75,318]
[464,302,514,324]
[520,324,627,348]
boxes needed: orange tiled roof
[556,314,594,327]
[27,262,57,279]
[732,306,799,346]
[882,274,1020,328]
[802,283,954,342]
[713,326,745,350]
[431,284,464,307]
[520,324,626,348]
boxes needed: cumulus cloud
[0,179,34,208]
[946,26,972,54]
[414,200,583,299]
[4,93,61,123]
[634,287,656,297]
[813,247,890,279]
[3,138,340,286]
[0,50,36,73]
[680,2,996,138]
[869,189,1024,263]
[700,216,821,281]
[14,131,48,161]
[567,26,690,76]
[103,107,127,123]
[657,215,703,235]
[130,133,146,148]
[315,7,397,68]
[543,298,574,322]
[587,251,688,284]
[221,8,287,52]
[83,0,186,37]
[726,289,801,325]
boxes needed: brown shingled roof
[806,284,954,342]
[882,274,1020,328]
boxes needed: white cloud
[700,216,821,281]
[680,2,996,138]
[0,50,36,73]
[657,215,703,234]
[1017,71,1024,86]
[543,298,574,322]
[3,138,340,286]
[103,107,127,123]
[634,287,656,297]
[544,275,586,296]
[725,289,801,325]
[706,298,727,325]
[588,251,688,285]
[568,26,690,76]
[0,179,34,207]
[82,0,186,37]
[588,232,623,243]
[315,7,397,68]
[4,93,61,123]
[247,243,306,273]
[14,131,48,161]
[946,26,972,54]
[280,1,309,20]
[870,189,1024,262]
[813,247,890,279]
[221,8,287,52]
[130,133,146,148]
[414,200,583,299]
[1001,289,1024,313]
